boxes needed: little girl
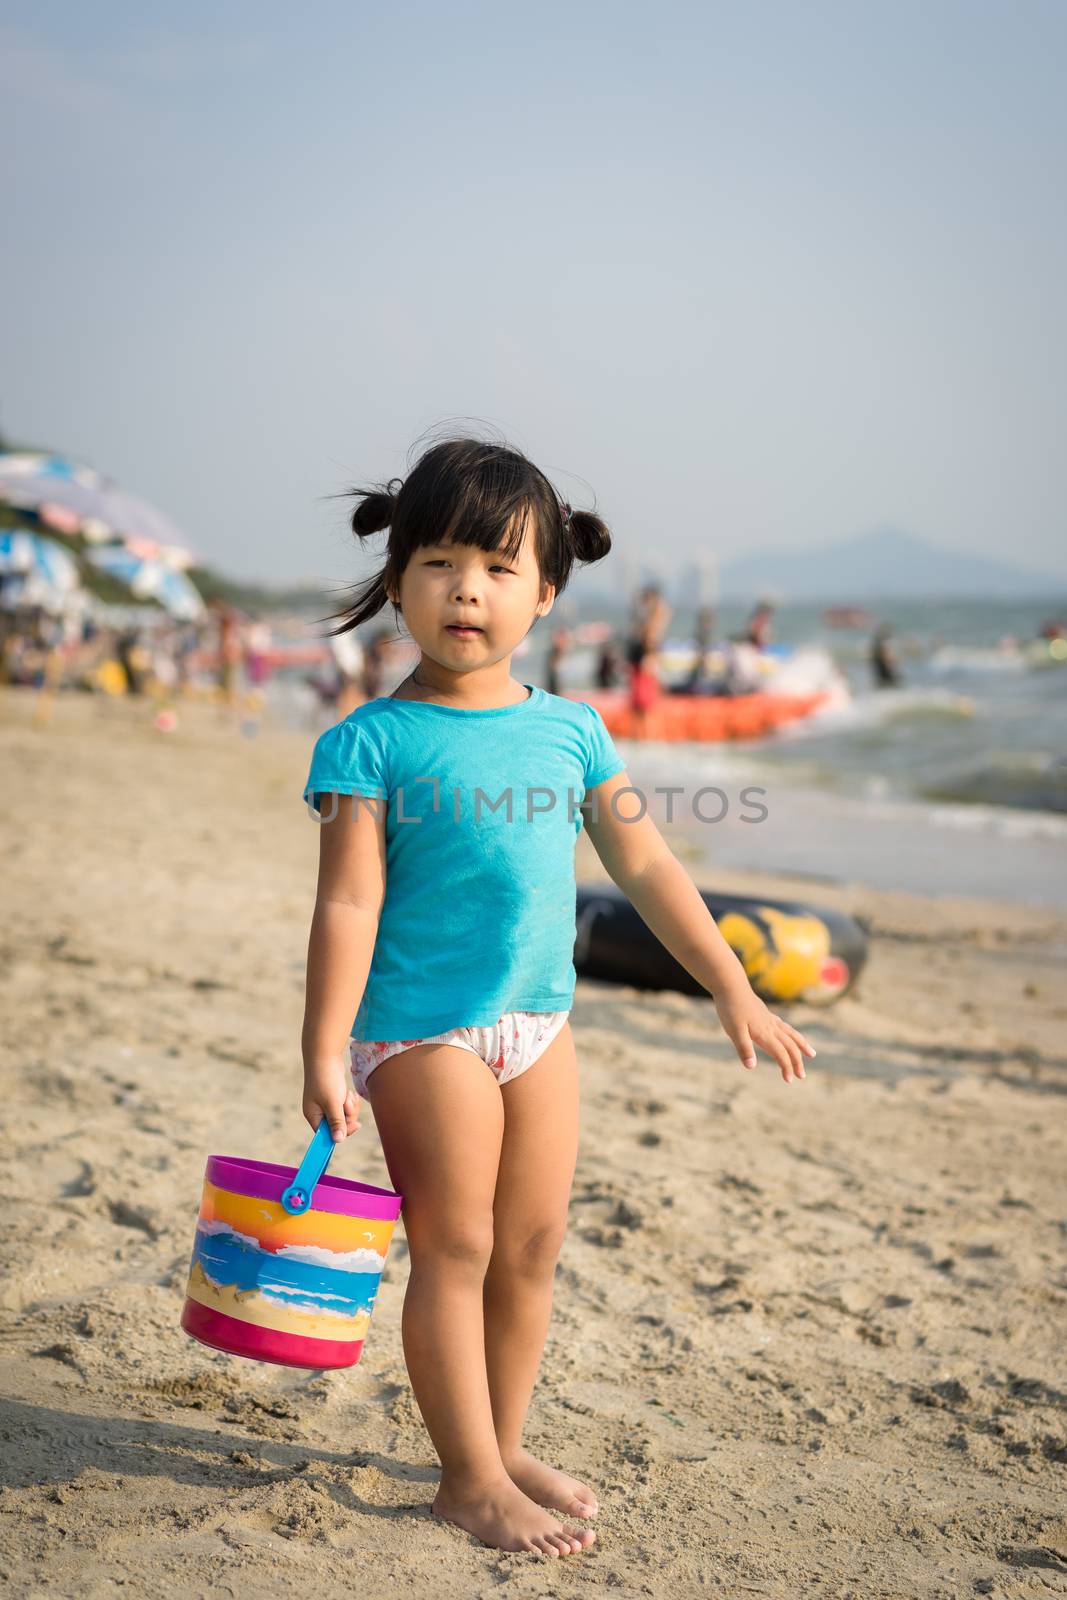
[300,436,816,1560]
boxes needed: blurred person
[745,600,774,651]
[360,627,394,701]
[304,627,367,721]
[31,612,70,727]
[328,626,365,717]
[625,583,672,735]
[594,638,625,689]
[682,604,719,694]
[174,621,202,693]
[0,599,21,684]
[211,600,242,708]
[83,626,129,698]
[115,626,145,695]
[870,623,901,689]
[150,639,179,697]
[545,626,571,695]
[243,614,273,691]
[237,612,274,733]
[723,634,764,695]
[626,583,672,661]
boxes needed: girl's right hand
[302,1057,361,1142]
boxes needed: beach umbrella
[0,529,82,612]
[86,544,206,621]
[0,453,197,566]
[0,529,80,582]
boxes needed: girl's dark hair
[321,436,611,636]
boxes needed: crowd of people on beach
[0,597,275,709]
[547,586,807,721]
[5,578,1064,734]
[0,577,901,727]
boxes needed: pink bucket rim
[205,1154,403,1220]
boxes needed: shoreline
[268,672,1067,908]
[607,739,1067,912]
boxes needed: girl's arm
[581,771,815,1084]
[302,794,387,1139]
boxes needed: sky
[1,1,1064,589]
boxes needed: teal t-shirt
[302,683,626,1040]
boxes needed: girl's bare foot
[431,1474,596,1555]
[502,1447,599,1519]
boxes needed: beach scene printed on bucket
[183,1178,394,1346]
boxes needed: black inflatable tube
[574,885,868,1006]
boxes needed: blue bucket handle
[280,1119,338,1216]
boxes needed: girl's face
[388,513,555,673]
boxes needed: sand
[1,687,1065,1599]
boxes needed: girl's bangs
[423,496,535,565]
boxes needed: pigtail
[350,476,403,538]
[565,507,612,566]
[318,477,404,636]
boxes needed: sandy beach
[1,687,1065,1599]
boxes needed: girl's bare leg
[483,1023,599,1523]
[367,1041,593,1557]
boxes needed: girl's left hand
[713,983,816,1084]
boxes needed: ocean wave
[191,1230,381,1312]
[258,1280,368,1307]
[861,794,1067,840]
[275,1241,386,1274]
[196,1220,386,1275]
[196,1218,261,1251]
[921,757,1067,816]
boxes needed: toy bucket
[180,1121,403,1370]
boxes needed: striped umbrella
[0,453,197,567]
[0,530,82,612]
[87,545,206,621]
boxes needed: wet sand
[1,688,1065,1598]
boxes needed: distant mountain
[718,527,1065,603]
[186,566,331,613]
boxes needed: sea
[275,594,1067,911]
